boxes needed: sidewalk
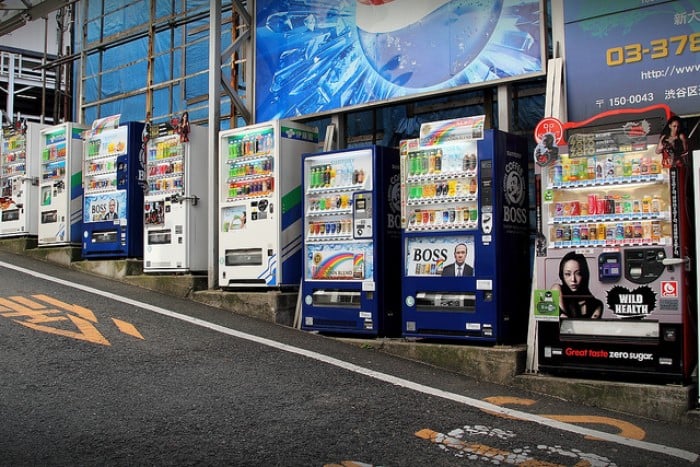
[2,237,698,427]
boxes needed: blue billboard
[255,0,544,122]
[565,0,700,121]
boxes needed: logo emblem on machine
[660,281,678,297]
[606,285,656,318]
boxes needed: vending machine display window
[400,122,531,344]
[533,105,695,384]
[300,145,401,336]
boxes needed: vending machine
[144,118,208,272]
[218,120,318,288]
[0,120,46,237]
[299,146,402,337]
[81,117,145,258]
[38,122,89,246]
[400,116,531,343]
[532,105,696,384]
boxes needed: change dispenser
[624,248,667,284]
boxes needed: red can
[596,198,606,215]
[570,201,581,216]
[588,194,597,215]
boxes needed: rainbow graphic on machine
[419,115,485,146]
[312,252,354,280]
[306,242,375,281]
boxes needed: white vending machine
[38,122,89,246]
[0,120,47,237]
[218,120,318,288]
[143,120,208,272]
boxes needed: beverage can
[588,223,597,240]
[572,225,581,243]
[596,198,606,215]
[555,227,563,242]
[552,164,562,185]
[598,223,607,240]
[587,194,597,215]
[606,198,615,215]
[570,201,580,216]
[615,223,624,240]
[651,221,661,242]
[554,202,564,217]
[580,202,588,217]
[562,225,571,242]
[580,224,589,241]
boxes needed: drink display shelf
[550,211,668,224]
[549,173,665,190]
[406,220,478,232]
[407,194,478,206]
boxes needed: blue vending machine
[400,117,530,343]
[81,118,145,258]
[300,145,401,336]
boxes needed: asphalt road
[0,250,698,466]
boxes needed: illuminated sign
[255,0,544,121]
[565,1,700,121]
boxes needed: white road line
[1,259,697,463]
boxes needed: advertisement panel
[255,0,544,121]
[565,0,700,121]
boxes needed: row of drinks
[552,193,663,218]
[41,142,67,161]
[149,159,184,177]
[406,205,479,227]
[147,175,183,193]
[308,163,365,188]
[225,132,274,158]
[226,177,274,199]
[226,158,273,179]
[2,163,25,176]
[307,194,353,211]
[551,153,663,184]
[407,150,478,176]
[85,138,125,158]
[86,177,118,191]
[552,220,662,245]
[86,159,117,175]
[308,219,353,237]
[149,137,184,160]
[406,177,478,200]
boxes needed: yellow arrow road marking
[482,396,646,440]
[32,294,98,322]
[19,313,110,346]
[0,294,142,345]
[112,318,144,339]
[0,296,69,324]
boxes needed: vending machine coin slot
[598,252,622,282]
[353,192,373,238]
[624,248,666,284]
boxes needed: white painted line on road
[1,259,697,463]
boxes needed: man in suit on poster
[441,242,473,277]
[103,199,119,220]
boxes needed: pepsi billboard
[255,0,544,122]
[564,0,700,122]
